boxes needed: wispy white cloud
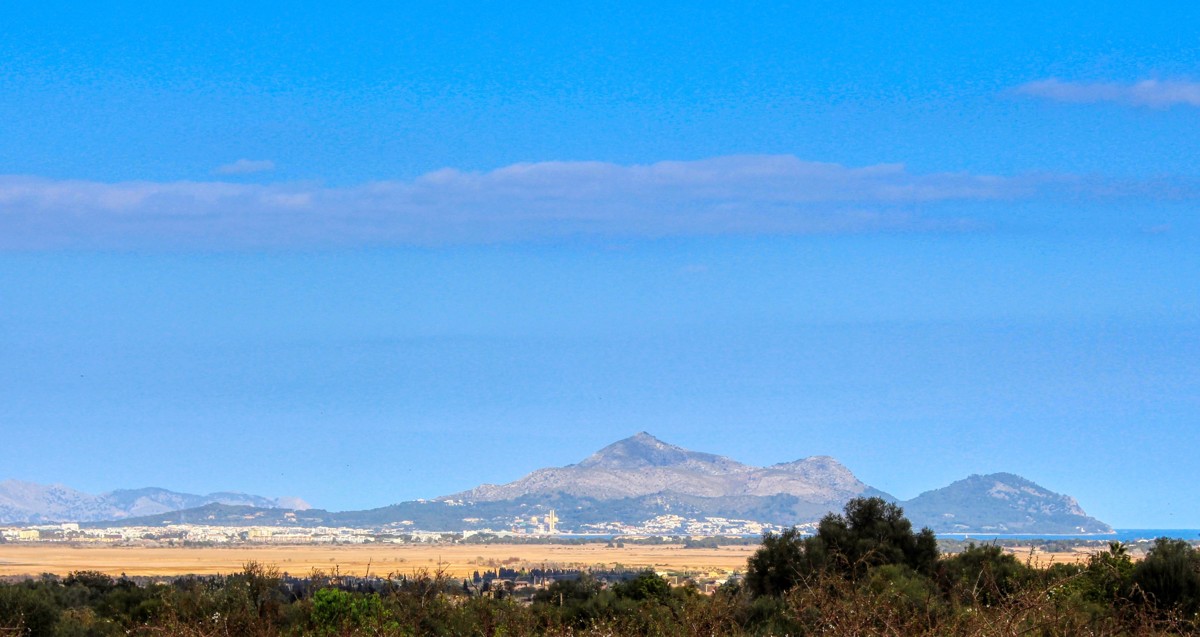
[0,155,1184,249]
[1016,78,1200,108]
[213,159,276,175]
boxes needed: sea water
[937,529,1200,542]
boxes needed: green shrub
[612,571,671,602]
[1132,537,1200,615]
[310,588,385,633]
[938,543,1033,606]
[0,584,61,637]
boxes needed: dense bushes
[0,583,61,636]
[738,498,1199,635]
[1133,537,1200,615]
[938,543,1034,605]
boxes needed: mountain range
[0,480,309,524]
[450,433,870,503]
[442,432,1109,534]
[2,433,1111,534]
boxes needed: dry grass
[0,542,1112,579]
[0,543,758,578]
[1000,545,1104,566]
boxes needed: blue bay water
[938,529,1200,542]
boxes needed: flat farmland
[1000,546,1101,566]
[0,543,760,578]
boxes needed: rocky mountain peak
[575,432,748,474]
[579,432,690,468]
[770,456,865,493]
[446,433,861,502]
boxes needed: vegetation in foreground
[1,498,1198,636]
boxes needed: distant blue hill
[0,479,309,524]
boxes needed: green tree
[1131,537,1200,614]
[745,497,939,597]
[612,571,671,602]
[745,527,809,597]
[1077,541,1135,604]
[816,497,939,577]
[310,588,384,634]
[532,575,603,606]
[0,584,60,637]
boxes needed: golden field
[999,545,1104,566]
[0,543,760,578]
[0,543,1104,579]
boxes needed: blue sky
[1,1,1197,527]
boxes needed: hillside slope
[902,473,1112,534]
[0,480,309,524]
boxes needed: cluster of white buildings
[0,523,455,546]
[578,515,782,536]
[2,509,792,545]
